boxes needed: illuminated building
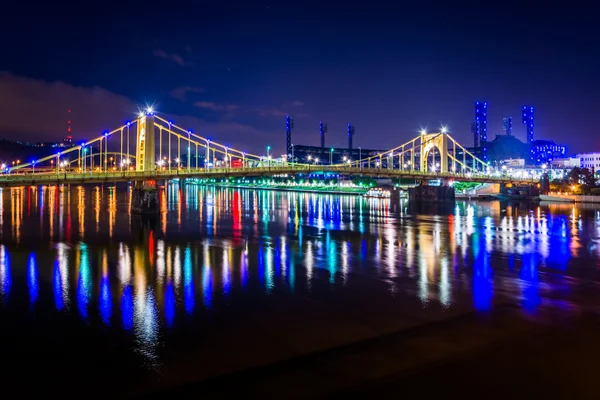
[530,140,566,164]
[577,152,600,174]
[522,105,534,144]
[473,101,488,162]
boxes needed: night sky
[0,2,598,155]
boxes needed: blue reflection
[121,285,133,331]
[77,245,91,319]
[361,239,367,262]
[184,247,194,315]
[472,234,492,311]
[99,275,112,325]
[202,265,212,309]
[274,241,281,279]
[54,260,63,311]
[328,240,337,284]
[258,245,265,286]
[288,249,295,292]
[265,245,274,293]
[241,248,248,289]
[165,280,175,327]
[28,253,38,306]
[520,253,541,312]
[0,245,11,301]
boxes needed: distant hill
[0,139,66,165]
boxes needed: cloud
[153,49,192,67]
[292,100,304,107]
[0,71,136,141]
[0,72,273,154]
[254,107,288,117]
[170,86,205,101]
[194,101,239,112]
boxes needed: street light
[330,148,334,165]
[358,147,362,169]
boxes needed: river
[0,183,599,396]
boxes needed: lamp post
[205,138,211,169]
[359,147,362,169]
[187,131,192,172]
[104,132,108,173]
[32,160,36,174]
[267,146,271,168]
[330,148,334,165]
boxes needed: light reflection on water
[0,184,600,366]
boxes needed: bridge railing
[0,165,538,186]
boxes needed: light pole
[104,132,108,173]
[187,131,192,172]
[267,146,271,168]
[32,160,36,174]
[206,138,211,169]
[359,147,362,169]
[225,146,229,168]
[291,144,294,163]
[330,148,334,165]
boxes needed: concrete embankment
[540,194,600,203]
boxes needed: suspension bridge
[0,111,538,207]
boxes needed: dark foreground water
[1,183,600,396]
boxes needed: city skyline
[0,3,597,154]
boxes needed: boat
[363,188,391,199]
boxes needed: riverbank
[540,194,600,203]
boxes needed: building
[530,140,567,164]
[551,157,579,169]
[291,144,387,165]
[522,106,535,144]
[472,101,488,161]
[577,152,600,173]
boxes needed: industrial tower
[522,106,534,143]
[320,121,328,148]
[474,101,488,162]
[286,115,294,159]
[502,117,512,136]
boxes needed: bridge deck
[0,166,537,188]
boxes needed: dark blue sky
[0,2,598,154]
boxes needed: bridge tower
[420,132,448,173]
[136,112,156,172]
[131,111,159,214]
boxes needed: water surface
[1,183,599,395]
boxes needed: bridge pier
[131,180,160,214]
[408,180,455,203]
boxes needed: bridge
[0,110,538,209]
